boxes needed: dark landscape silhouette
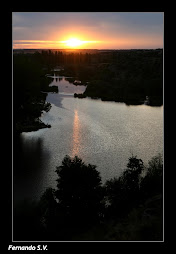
[13,48,163,241]
[13,154,163,241]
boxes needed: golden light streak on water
[71,110,80,157]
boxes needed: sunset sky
[13,12,163,49]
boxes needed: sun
[60,37,99,49]
[65,38,85,48]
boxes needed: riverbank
[75,89,163,106]
[13,53,60,134]
[15,119,51,133]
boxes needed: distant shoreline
[13,48,163,54]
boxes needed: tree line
[33,50,92,69]
[14,154,163,241]
[33,49,163,106]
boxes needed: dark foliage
[104,156,145,218]
[55,155,103,225]
[140,154,163,199]
[13,53,53,133]
[13,153,163,241]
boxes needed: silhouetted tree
[122,156,144,192]
[55,155,103,225]
[104,156,144,217]
[140,154,163,199]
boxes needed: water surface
[14,76,163,203]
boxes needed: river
[14,75,163,204]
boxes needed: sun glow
[60,37,99,48]
[64,38,85,48]
[13,38,100,49]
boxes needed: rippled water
[14,76,163,203]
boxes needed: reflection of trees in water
[14,135,51,203]
[19,136,44,172]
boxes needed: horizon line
[13,48,163,50]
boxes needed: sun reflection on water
[71,110,80,157]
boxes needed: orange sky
[13,12,163,49]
